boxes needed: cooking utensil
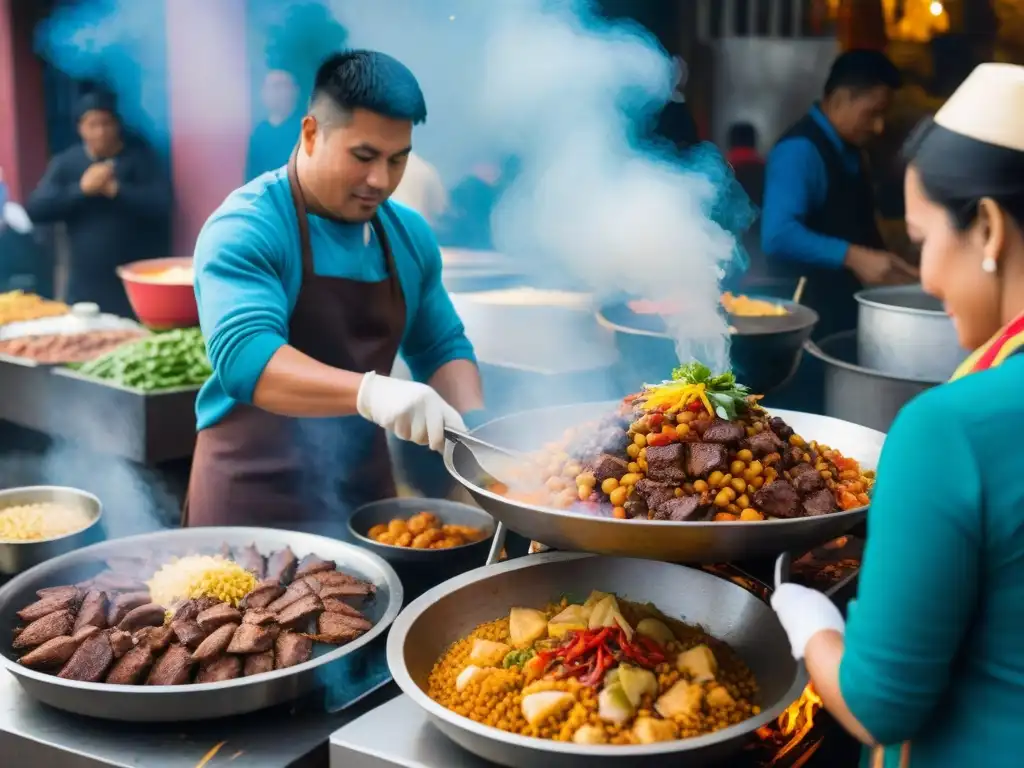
[387,551,807,767]
[444,402,883,563]
[117,257,198,329]
[855,285,966,382]
[0,486,103,576]
[596,299,819,396]
[792,277,807,305]
[0,527,402,722]
[805,331,936,432]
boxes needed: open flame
[757,683,824,765]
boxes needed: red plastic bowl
[117,257,199,329]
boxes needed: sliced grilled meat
[196,654,242,683]
[18,636,80,668]
[265,547,298,585]
[243,650,275,677]
[240,580,286,610]
[274,632,313,669]
[320,611,372,634]
[276,594,323,628]
[266,579,313,614]
[322,598,368,619]
[108,629,136,658]
[226,623,278,654]
[146,644,194,685]
[74,590,109,633]
[242,609,277,626]
[58,632,113,682]
[72,625,101,642]
[235,544,266,579]
[319,583,374,601]
[134,625,174,653]
[13,609,76,649]
[316,570,375,593]
[170,620,208,650]
[105,644,154,685]
[17,593,81,623]
[118,604,166,632]
[191,623,239,663]
[36,586,80,601]
[310,613,366,645]
[108,591,152,627]
[196,603,242,632]
[294,554,335,579]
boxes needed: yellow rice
[0,503,93,541]
[146,555,257,608]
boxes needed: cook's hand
[356,371,466,452]
[845,246,918,286]
[80,162,115,196]
[770,583,846,660]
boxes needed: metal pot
[0,486,104,576]
[855,285,966,382]
[805,331,936,433]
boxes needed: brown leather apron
[182,149,406,533]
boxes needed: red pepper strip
[687,399,704,412]
[648,413,664,428]
[564,628,611,665]
[636,635,668,662]
[579,646,611,687]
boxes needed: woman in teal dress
[771,63,1024,768]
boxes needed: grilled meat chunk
[266,579,314,614]
[196,603,242,632]
[227,623,279,654]
[322,599,368,619]
[171,620,208,650]
[58,632,113,682]
[170,598,214,624]
[276,594,323,628]
[591,453,628,483]
[634,479,675,514]
[240,580,286,610]
[108,629,136,658]
[146,644,194,686]
[768,416,795,441]
[134,625,174,653]
[108,592,152,626]
[36,586,80,601]
[314,612,369,645]
[746,430,785,457]
[701,419,746,445]
[753,480,802,519]
[295,554,335,579]
[803,488,837,517]
[789,463,825,496]
[315,570,374,593]
[652,495,707,522]
[242,609,277,626]
[17,593,81,623]
[191,623,239,663]
[265,547,298,585]
[72,625,101,643]
[13,609,76,649]
[236,544,266,579]
[105,645,154,685]
[685,443,729,478]
[74,590,109,633]
[644,444,687,484]
[243,650,275,677]
[319,583,374,601]
[118,604,166,632]
[196,654,243,683]
[18,636,80,668]
[274,632,313,669]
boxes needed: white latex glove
[771,583,846,660]
[356,371,466,452]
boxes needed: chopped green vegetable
[72,327,211,393]
[502,648,536,669]
[669,362,752,420]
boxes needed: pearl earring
[982,257,998,274]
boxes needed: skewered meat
[91,571,147,593]
[58,632,113,682]
[134,625,174,653]
[196,603,242,632]
[37,586,80,601]
[72,625,101,642]
[191,623,238,663]
[17,593,81,623]
[265,547,298,584]
[243,650,274,676]
[227,623,278,654]
[240,580,285,610]
[13,609,75,649]
[118,604,166,632]
[322,598,368,618]
[312,613,367,645]
[74,590,109,633]
[170,620,208,649]
[146,644,194,685]
[18,636,80,668]
[108,630,136,658]
[106,645,154,685]
[242,609,276,626]
[266,579,313,613]
[108,592,152,626]
[196,654,242,683]
[274,632,313,669]
[235,544,266,579]
[295,554,335,578]
[276,594,323,628]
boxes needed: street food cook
[367,511,486,549]
[428,590,758,744]
[492,362,873,521]
[0,502,94,541]
[187,50,482,531]
[10,543,377,684]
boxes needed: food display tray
[0,357,198,463]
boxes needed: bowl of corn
[0,486,103,576]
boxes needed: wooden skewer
[792,276,807,305]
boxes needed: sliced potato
[618,664,658,708]
[706,685,735,709]
[676,644,718,683]
[572,724,608,745]
[468,638,511,667]
[632,716,679,744]
[455,664,492,692]
[655,680,704,719]
[597,683,635,725]
[521,690,574,727]
[548,605,588,639]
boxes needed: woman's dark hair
[903,117,1024,231]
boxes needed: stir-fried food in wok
[428,591,758,744]
[491,363,873,522]
[10,544,377,685]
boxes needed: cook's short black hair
[310,50,426,127]
[824,50,902,97]
[727,122,758,149]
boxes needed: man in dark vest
[761,50,917,340]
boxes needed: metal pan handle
[486,522,508,566]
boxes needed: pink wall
[165,0,251,256]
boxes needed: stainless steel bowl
[0,486,103,576]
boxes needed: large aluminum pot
[805,331,936,433]
[856,285,966,382]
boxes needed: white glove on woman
[356,371,466,452]
[770,583,846,660]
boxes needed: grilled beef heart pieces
[746,430,785,457]
[118,603,166,632]
[644,444,687,485]
[146,644,194,685]
[58,632,114,682]
[196,654,243,683]
[13,609,76,649]
[803,488,837,517]
[74,590,109,633]
[276,594,323,628]
[240,580,286,610]
[322,599,369,619]
[17,593,82,623]
[242,609,277,626]
[106,644,154,685]
[294,554,335,579]
[768,416,795,441]
[235,544,266,579]
[590,453,628,483]
[315,570,375,594]
[243,650,275,677]
[36,586,80,601]
[134,625,174,653]
[274,632,313,669]
[196,603,242,632]
[701,419,746,445]
[227,623,279,654]
[169,597,220,624]
[72,625,102,643]
[651,494,707,522]
[266,579,314,614]
[108,629,136,658]
[18,636,80,668]
[191,623,239,663]
[171,620,208,649]
[685,443,729,478]
[312,612,370,645]
[789,463,825,496]
[108,591,152,627]
[753,480,802,519]
[265,547,298,585]
[634,479,676,515]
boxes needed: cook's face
[304,108,412,222]
[78,110,121,157]
[262,70,299,118]
[838,86,892,146]
[905,165,1000,350]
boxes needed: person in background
[651,56,700,151]
[25,91,171,317]
[762,49,917,340]
[771,63,1024,768]
[390,151,448,225]
[725,122,765,207]
[246,69,303,181]
[187,50,483,533]
[435,156,518,251]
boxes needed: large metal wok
[388,552,806,767]
[444,403,884,563]
[0,527,403,722]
